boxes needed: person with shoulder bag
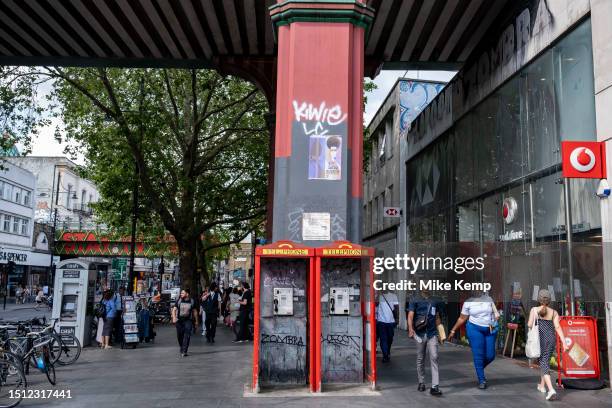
[407,290,443,396]
[527,289,569,401]
[448,293,500,389]
[375,291,398,363]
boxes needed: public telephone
[273,287,294,315]
[329,287,350,315]
[52,259,106,347]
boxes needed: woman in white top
[449,295,499,389]
[527,289,569,401]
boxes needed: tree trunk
[197,248,209,290]
[177,239,197,297]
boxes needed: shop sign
[562,141,606,179]
[502,197,517,225]
[0,251,27,263]
[499,230,524,241]
[62,270,80,279]
[558,316,600,378]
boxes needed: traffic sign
[562,141,606,179]
[383,207,401,218]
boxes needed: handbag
[525,308,541,358]
[489,302,500,334]
[414,302,431,332]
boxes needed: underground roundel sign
[502,197,517,225]
[562,141,606,179]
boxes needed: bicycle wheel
[42,348,55,386]
[48,334,62,365]
[0,359,26,408]
[57,335,81,366]
[0,352,22,378]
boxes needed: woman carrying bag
[449,294,500,389]
[527,289,569,401]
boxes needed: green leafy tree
[1,67,269,293]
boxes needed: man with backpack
[172,288,198,357]
[201,282,221,343]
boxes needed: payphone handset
[273,287,294,315]
[329,287,350,315]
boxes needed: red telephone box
[314,241,376,392]
[252,241,315,392]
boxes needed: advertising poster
[559,316,599,377]
[308,135,342,180]
[302,212,331,241]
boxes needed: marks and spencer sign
[0,251,27,263]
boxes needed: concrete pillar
[591,0,612,384]
[269,1,374,246]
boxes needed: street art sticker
[399,80,444,135]
[308,135,342,180]
[293,100,346,181]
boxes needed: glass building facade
[406,20,607,367]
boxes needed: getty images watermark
[372,254,491,292]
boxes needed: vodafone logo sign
[562,141,606,179]
[569,147,596,172]
[502,197,517,225]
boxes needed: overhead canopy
[0,0,512,75]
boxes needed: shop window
[457,202,479,242]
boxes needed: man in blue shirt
[407,290,443,396]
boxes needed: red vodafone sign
[562,141,606,179]
[557,316,600,380]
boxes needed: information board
[557,316,600,379]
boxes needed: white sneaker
[537,385,546,393]
[546,390,557,401]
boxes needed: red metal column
[314,255,322,392]
[251,253,261,392]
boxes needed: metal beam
[400,0,435,60]
[223,0,243,55]
[201,0,228,55]
[157,0,197,59]
[69,0,124,58]
[7,0,68,56]
[50,0,108,57]
[458,0,507,61]
[245,0,259,55]
[117,0,163,59]
[179,0,213,58]
[92,0,143,58]
[438,0,484,61]
[365,0,392,55]
[0,27,31,56]
[383,0,415,59]
[419,0,459,61]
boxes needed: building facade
[363,79,444,328]
[405,1,611,377]
[5,156,100,229]
[0,162,50,294]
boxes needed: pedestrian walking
[234,282,252,343]
[407,290,443,396]
[449,293,500,389]
[199,289,207,336]
[112,287,125,344]
[172,288,198,357]
[202,282,221,343]
[34,287,45,310]
[229,287,241,327]
[528,289,569,401]
[375,291,398,363]
[101,290,117,349]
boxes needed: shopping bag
[525,318,541,358]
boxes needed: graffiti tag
[262,333,305,347]
[292,101,347,126]
[321,334,361,350]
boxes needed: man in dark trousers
[202,282,221,343]
[172,288,198,357]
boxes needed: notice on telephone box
[558,316,600,378]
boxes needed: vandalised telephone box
[314,242,375,391]
[252,241,315,392]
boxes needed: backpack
[95,302,107,319]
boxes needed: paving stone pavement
[8,321,612,408]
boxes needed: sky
[27,69,456,162]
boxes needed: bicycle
[18,332,56,385]
[0,357,26,408]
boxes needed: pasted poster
[302,212,331,241]
[308,135,342,180]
